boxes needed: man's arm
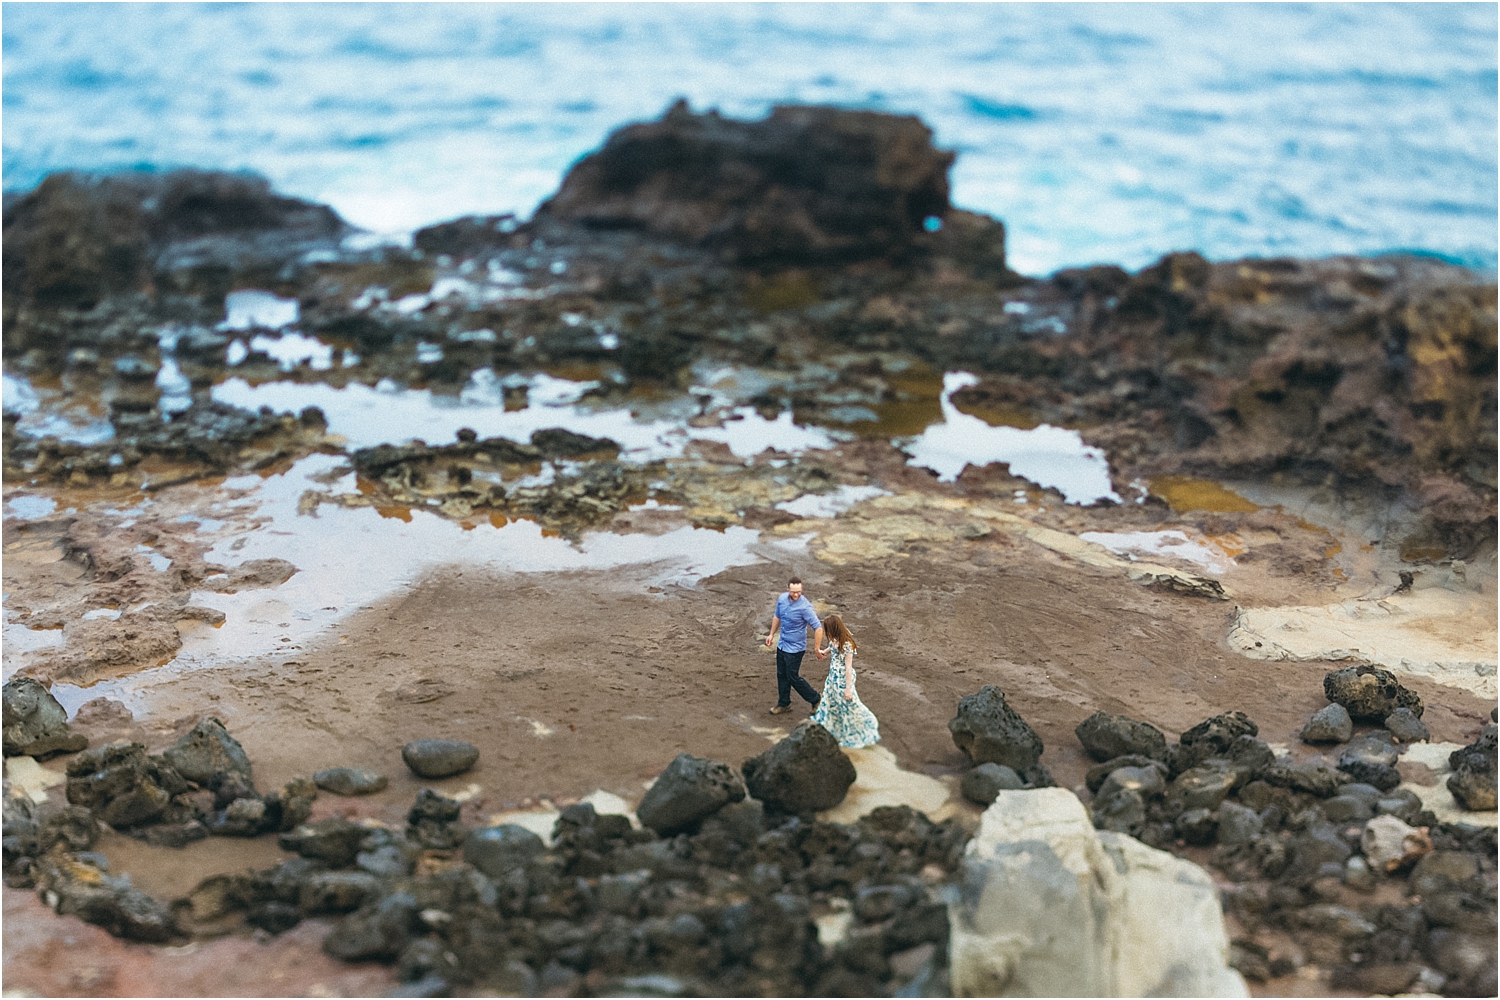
[812,624,827,658]
[764,614,781,648]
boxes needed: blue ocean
[3,2,1496,276]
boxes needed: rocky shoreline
[4,101,1497,997]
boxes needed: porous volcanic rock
[1322,665,1423,723]
[636,753,746,835]
[1170,711,1258,774]
[1338,736,1402,791]
[1074,710,1169,762]
[948,686,1044,773]
[2,677,87,758]
[741,721,856,814]
[1447,725,1497,811]
[538,100,961,267]
[1300,703,1354,744]
[400,739,478,778]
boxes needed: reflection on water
[1148,476,1260,513]
[904,373,1119,504]
[213,371,838,459]
[4,372,116,446]
[221,290,299,331]
[1077,530,1232,574]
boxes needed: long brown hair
[824,614,858,651]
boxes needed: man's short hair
[788,576,802,585]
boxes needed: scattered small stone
[2,677,88,758]
[1074,710,1169,762]
[636,753,746,835]
[163,717,252,784]
[1361,814,1433,872]
[741,721,856,814]
[400,739,479,778]
[1322,665,1423,722]
[1384,707,1430,744]
[1338,737,1401,791]
[960,763,1024,804]
[1215,801,1262,846]
[948,686,1044,772]
[1170,711,1258,774]
[314,767,388,796]
[462,824,545,879]
[1300,703,1353,745]
[278,818,366,868]
[1084,755,1168,793]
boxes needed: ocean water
[2,3,1496,275]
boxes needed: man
[764,576,826,715]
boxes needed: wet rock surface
[2,677,88,758]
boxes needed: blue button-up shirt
[774,593,821,653]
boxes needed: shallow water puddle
[1077,529,1232,574]
[903,373,1119,504]
[485,789,638,845]
[1148,475,1260,513]
[3,372,115,446]
[163,454,772,666]
[213,370,837,459]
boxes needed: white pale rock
[948,787,1248,997]
[1360,813,1433,872]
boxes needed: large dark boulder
[163,717,252,784]
[742,721,856,814]
[3,169,349,311]
[1322,665,1423,722]
[1447,724,1497,811]
[537,100,959,267]
[637,753,746,835]
[1074,710,1168,762]
[2,677,87,758]
[948,686,1044,772]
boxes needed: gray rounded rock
[636,753,745,835]
[314,767,389,796]
[3,677,88,758]
[401,739,478,778]
[960,763,1024,805]
[1384,707,1430,745]
[948,686,1043,772]
[163,717,252,783]
[1215,800,1263,846]
[741,721,855,814]
[462,824,545,878]
[1074,711,1168,763]
[1301,703,1353,745]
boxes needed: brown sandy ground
[2,457,1494,998]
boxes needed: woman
[810,614,880,749]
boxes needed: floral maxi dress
[811,642,880,749]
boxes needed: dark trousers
[776,648,820,707]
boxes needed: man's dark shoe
[769,705,791,715]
